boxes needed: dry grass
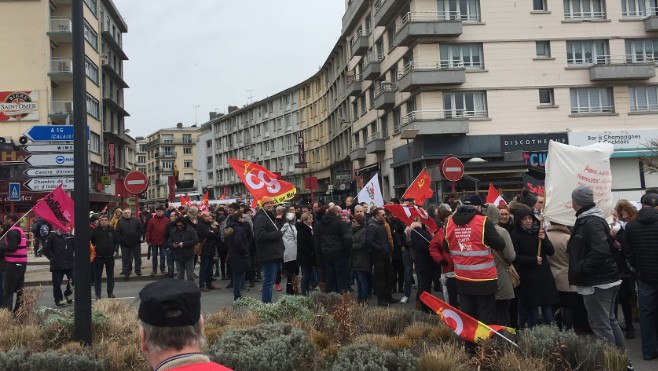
[309,330,332,350]
[492,350,550,371]
[95,341,147,371]
[419,343,469,371]
[92,299,139,343]
[333,292,356,343]
[356,307,411,336]
[15,286,44,325]
[353,333,412,351]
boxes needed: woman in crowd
[110,208,122,229]
[296,212,316,296]
[498,204,514,232]
[611,199,639,339]
[408,219,437,312]
[225,211,251,301]
[281,211,299,295]
[351,213,370,304]
[546,221,579,330]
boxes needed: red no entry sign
[124,171,148,195]
[440,156,464,182]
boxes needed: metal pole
[72,0,91,345]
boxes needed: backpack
[40,222,50,237]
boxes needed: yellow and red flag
[402,168,433,205]
[228,159,296,205]
[420,292,514,344]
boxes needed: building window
[84,0,97,16]
[569,87,613,114]
[206,156,212,167]
[621,0,653,17]
[207,171,213,180]
[630,86,658,112]
[86,94,100,119]
[440,43,484,69]
[162,161,174,169]
[162,134,173,143]
[182,134,192,143]
[138,155,146,164]
[387,26,396,51]
[437,0,480,21]
[85,58,99,84]
[89,132,100,153]
[83,21,98,51]
[625,39,658,62]
[563,0,605,19]
[443,91,488,118]
[539,88,555,106]
[536,41,551,58]
[533,0,547,10]
[566,40,609,65]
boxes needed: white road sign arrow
[24,167,75,177]
[25,153,74,167]
[24,177,74,191]
[23,144,74,153]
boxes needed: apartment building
[0,0,130,210]
[135,137,148,174]
[144,123,202,204]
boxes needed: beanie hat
[517,189,537,209]
[571,186,594,206]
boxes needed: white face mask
[286,212,295,222]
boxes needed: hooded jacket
[315,213,352,262]
[567,204,619,287]
[483,204,516,300]
[623,207,658,284]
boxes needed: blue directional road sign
[24,125,90,142]
[8,183,20,201]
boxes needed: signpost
[24,167,75,177]
[23,144,74,152]
[8,182,20,211]
[25,153,74,167]
[440,156,464,192]
[124,171,148,216]
[24,125,89,142]
[24,177,74,191]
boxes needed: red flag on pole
[420,292,514,344]
[402,168,434,205]
[32,184,75,232]
[485,182,508,206]
[384,204,439,233]
[228,159,296,205]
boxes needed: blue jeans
[232,271,246,301]
[150,245,166,273]
[199,256,214,288]
[638,280,658,359]
[261,261,278,303]
[300,265,313,296]
[354,271,370,302]
[519,302,554,328]
[166,248,174,277]
[324,256,350,293]
[402,249,413,297]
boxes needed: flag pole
[0,209,33,242]
[537,202,545,257]
[483,323,519,348]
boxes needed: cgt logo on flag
[228,159,296,205]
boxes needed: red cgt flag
[228,159,296,205]
[420,292,514,344]
[485,182,508,207]
[402,168,433,205]
[32,184,74,232]
[384,204,439,234]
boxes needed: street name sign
[24,125,89,142]
[23,144,74,152]
[24,167,75,177]
[25,154,74,167]
[24,177,74,191]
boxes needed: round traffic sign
[124,171,148,195]
[440,156,464,182]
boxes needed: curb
[28,253,150,266]
[24,273,164,287]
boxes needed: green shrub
[331,343,418,371]
[0,348,28,370]
[27,350,106,371]
[208,322,318,371]
[233,295,316,323]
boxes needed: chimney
[209,112,217,120]
[228,105,238,113]
[176,122,183,129]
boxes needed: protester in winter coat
[116,209,143,278]
[145,206,171,276]
[90,215,117,300]
[546,221,579,331]
[497,204,514,232]
[110,208,122,229]
[281,212,299,295]
[315,205,352,294]
[510,207,558,327]
[611,199,639,340]
[44,230,75,306]
[408,221,437,312]
[296,212,316,296]
[196,212,219,292]
[367,208,398,306]
[225,211,252,301]
[351,213,370,304]
[252,197,284,303]
[163,211,179,278]
[167,217,199,282]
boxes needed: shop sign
[501,133,568,152]
[568,129,658,151]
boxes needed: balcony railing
[368,131,385,142]
[351,28,371,45]
[395,11,462,33]
[564,10,606,20]
[363,52,384,69]
[155,152,177,158]
[399,60,465,78]
[375,82,398,97]
[49,17,72,33]
[400,109,485,127]
[570,106,614,114]
[51,100,73,115]
[50,58,72,74]
[351,141,366,150]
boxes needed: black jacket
[116,217,142,246]
[196,220,219,257]
[296,222,315,267]
[366,219,391,260]
[623,207,658,284]
[44,233,74,271]
[252,209,284,264]
[410,226,437,273]
[167,225,198,262]
[90,226,117,257]
[225,218,251,273]
[351,225,370,272]
[315,213,352,262]
[567,205,619,286]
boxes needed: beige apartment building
[0,0,130,211]
[144,123,202,205]
[199,0,658,204]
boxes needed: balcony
[396,110,469,138]
[363,52,383,79]
[346,74,363,96]
[48,58,73,82]
[374,83,397,110]
[588,55,656,81]
[155,152,177,158]
[351,29,370,57]
[101,30,128,60]
[103,95,130,117]
[374,0,405,27]
[397,61,466,92]
[350,142,366,161]
[102,63,129,88]
[48,17,72,43]
[50,100,73,117]
[342,0,369,34]
[645,8,658,31]
[395,12,462,46]
[366,132,386,154]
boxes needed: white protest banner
[358,173,384,208]
[544,141,614,226]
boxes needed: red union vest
[444,214,496,282]
[4,226,28,264]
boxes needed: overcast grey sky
[113,0,345,138]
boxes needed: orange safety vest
[444,214,496,282]
[4,226,28,264]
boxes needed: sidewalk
[25,242,162,287]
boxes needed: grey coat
[484,205,516,300]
